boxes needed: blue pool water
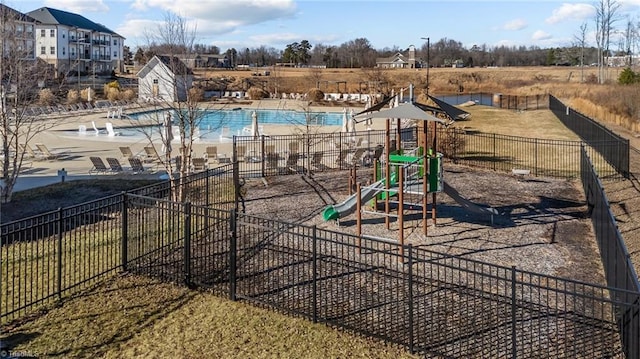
[127,108,346,141]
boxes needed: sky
[11,0,640,52]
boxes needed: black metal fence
[0,165,234,323]
[432,92,495,106]
[495,94,549,111]
[119,199,639,358]
[234,127,620,180]
[581,145,640,358]
[550,95,630,179]
[431,92,548,111]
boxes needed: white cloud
[503,19,527,31]
[129,0,297,25]
[532,30,552,41]
[43,0,109,13]
[546,3,595,25]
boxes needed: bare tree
[135,12,225,201]
[0,4,57,203]
[574,22,589,82]
[595,0,621,83]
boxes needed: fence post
[121,192,128,272]
[534,139,538,176]
[511,266,517,358]
[407,244,414,354]
[312,225,318,323]
[492,133,496,171]
[229,210,237,301]
[184,202,192,287]
[57,207,63,300]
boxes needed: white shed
[137,55,193,102]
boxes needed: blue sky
[11,0,640,52]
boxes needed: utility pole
[421,37,430,97]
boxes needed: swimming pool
[128,108,346,141]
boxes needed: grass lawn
[2,274,418,359]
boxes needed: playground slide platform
[322,179,387,221]
[443,181,500,224]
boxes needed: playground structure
[322,88,499,253]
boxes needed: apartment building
[26,7,124,78]
[0,4,37,61]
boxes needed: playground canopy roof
[428,95,470,121]
[354,102,446,123]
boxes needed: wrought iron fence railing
[119,201,640,358]
[550,95,630,179]
[0,165,234,323]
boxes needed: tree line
[129,36,606,69]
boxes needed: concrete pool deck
[10,99,376,192]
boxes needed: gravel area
[241,164,607,285]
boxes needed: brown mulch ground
[242,164,607,285]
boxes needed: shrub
[618,67,638,85]
[66,89,79,104]
[439,127,466,161]
[106,80,120,90]
[38,89,55,105]
[247,86,268,100]
[307,88,324,102]
[105,87,120,102]
[80,88,95,102]
[121,89,136,101]
[189,87,204,102]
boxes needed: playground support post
[431,121,438,226]
[422,123,428,236]
[398,164,404,257]
[356,182,362,254]
[385,119,391,230]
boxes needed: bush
[105,87,120,102]
[307,88,324,102]
[247,86,268,100]
[121,89,136,101]
[106,80,120,90]
[80,88,95,102]
[618,67,638,85]
[38,89,55,105]
[66,89,79,104]
[439,127,466,161]
[189,87,204,102]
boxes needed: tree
[618,67,637,84]
[133,47,146,65]
[137,12,225,201]
[123,45,133,66]
[0,4,57,203]
[595,0,621,83]
[574,22,588,82]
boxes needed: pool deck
[9,99,378,192]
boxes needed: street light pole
[421,37,430,97]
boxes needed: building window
[113,39,118,45]
[153,79,158,84]
[62,47,65,56]
[50,29,55,37]
[113,51,117,57]
[50,46,55,55]
[40,29,45,37]
[62,34,65,39]
[40,46,45,55]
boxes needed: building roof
[376,52,409,64]
[1,4,38,23]
[26,7,124,38]
[137,55,194,78]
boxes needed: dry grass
[452,106,580,140]
[2,274,418,359]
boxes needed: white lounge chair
[105,122,121,136]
